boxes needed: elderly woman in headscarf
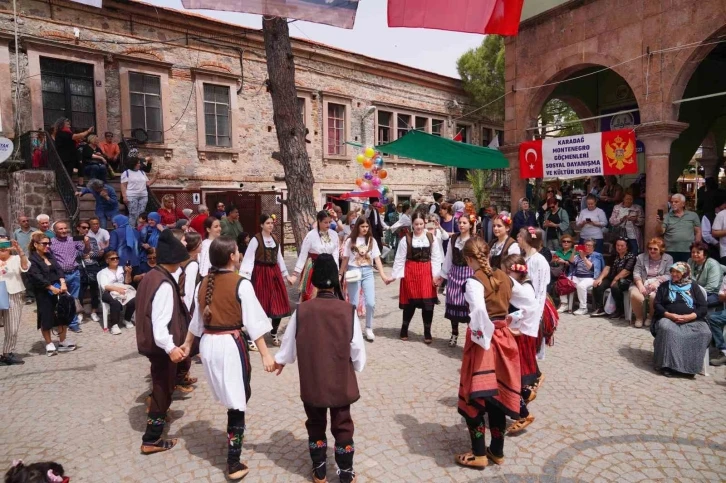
[140,212,162,264]
[652,262,712,377]
[107,214,140,269]
[452,201,465,223]
[512,197,537,236]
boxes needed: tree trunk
[262,17,317,250]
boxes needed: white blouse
[294,229,340,273]
[489,238,521,259]
[392,233,444,280]
[508,278,540,338]
[275,307,366,372]
[97,266,126,292]
[343,236,381,268]
[240,234,288,280]
[183,259,199,313]
[0,256,29,294]
[441,234,471,278]
[525,251,551,320]
[464,278,494,350]
[199,239,213,277]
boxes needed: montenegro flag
[387,0,525,36]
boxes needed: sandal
[533,373,545,389]
[272,333,282,347]
[175,384,196,394]
[140,438,177,454]
[178,374,197,385]
[448,335,458,347]
[424,339,433,345]
[486,447,504,465]
[506,415,535,435]
[454,452,488,468]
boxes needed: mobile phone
[657,209,664,219]
[72,235,85,242]
[0,241,11,249]
[575,244,585,252]
[125,260,131,267]
[586,218,592,222]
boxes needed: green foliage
[457,35,505,120]
[466,169,493,211]
[539,99,584,138]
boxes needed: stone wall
[7,169,56,228]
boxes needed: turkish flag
[453,130,463,142]
[519,140,543,179]
[387,0,524,36]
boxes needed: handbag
[555,273,577,296]
[0,281,9,310]
[345,269,362,283]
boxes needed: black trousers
[143,355,177,443]
[79,274,100,311]
[463,402,506,458]
[401,306,434,339]
[304,404,355,475]
[592,278,631,313]
[101,292,135,323]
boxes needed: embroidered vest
[489,237,516,270]
[406,233,434,262]
[254,233,279,266]
[450,234,467,267]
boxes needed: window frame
[322,95,351,160]
[128,72,164,144]
[192,68,239,155]
[202,83,232,148]
[373,105,449,164]
[0,38,15,137]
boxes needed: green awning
[375,129,508,169]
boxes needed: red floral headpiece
[497,213,512,226]
[509,263,528,274]
[527,226,537,238]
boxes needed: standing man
[76,220,104,323]
[221,206,244,239]
[50,221,91,332]
[366,198,387,251]
[36,214,54,239]
[659,193,701,263]
[429,192,443,215]
[189,204,209,235]
[87,216,110,250]
[99,132,121,172]
[135,229,190,454]
[213,202,226,220]
[479,204,497,244]
[13,214,37,305]
[542,197,570,252]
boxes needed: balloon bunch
[355,146,391,207]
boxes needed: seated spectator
[81,134,109,182]
[609,192,645,254]
[575,194,607,253]
[133,248,157,286]
[99,131,121,171]
[36,214,54,239]
[97,251,136,335]
[707,276,726,366]
[213,201,226,220]
[175,219,189,231]
[629,237,673,328]
[512,197,537,237]
[158,194,187,229]
[568,239,605,315]
[591,238,636,319]
[136,212,148,232]
[77,179,120,229]
[687,241,723,307]
[189,205,209,234]
[76,220,103,323]
[108,215,140,269]
[552,234,575,312]
[652,262,711,377]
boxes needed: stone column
[636,121,688,243]
[500,144,524,213]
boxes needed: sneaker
[710,353,726,366]
[557,304,569,313]
[227,461,249,480]
[110,324,122,335]
[2,353,25,365]
[90,313,100,323]
[124,320,134,329]
[573,308,588,316]
[365,328,375,342]
[590,309,606,317]
[68,325,82,333]
[644,319,651,327]
[57,340,77,352]
[634,320,643,328]
[46,342,57,356]
[448,334,458,347]
[75,314,84,325]
[24,298,34,305]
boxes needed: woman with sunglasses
[27,232,75,356]
[629,238,673,328]
[97,251,136,335]
[552,235,576,312]
[591,238,635,319]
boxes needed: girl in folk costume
[435,213,477,347]
[515,227,551,387]
[392,212,443,344]
[489,213,521,270]
[339,217,393,342]
[240,214,292,346]
[500,254,542,435]
[455,237,520,469]
[199,216,222,277]
[180,236,275,481]
[289,211,340,302]
[176,231,203,391]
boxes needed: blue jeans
[579,237,604,254]
[667,251,690,263]
[627,238,639,255]
[708,310,726,351]
[96,207,120,229]
[84,163,107,183]
[64,270,81,329]
[127,194,148,228]
[346,265,375,329]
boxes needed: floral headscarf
[668,262,693,308]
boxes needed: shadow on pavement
[394,414,464,469]
[179,419,228,472]
[249,429,313,479]
[617,346,655,372]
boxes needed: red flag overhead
[387,0,524,36]
[453,130,463,142]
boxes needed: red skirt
[399,260,439,310]
[252,263,291,318]
[516,334,540,387]
[458,322,521,420]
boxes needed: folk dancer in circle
[489,213,520,270]
[289,211,340,302]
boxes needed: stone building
[502,0,726,242]
[0,0,502,229]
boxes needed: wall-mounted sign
[0,137,13,165]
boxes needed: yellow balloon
[356,154,365,164]
[364,147,375,158]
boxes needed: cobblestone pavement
[1,257,725,482]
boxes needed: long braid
[202,271,216,325]
[465,237,499,292]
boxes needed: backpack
[54,293,77,326]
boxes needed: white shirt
[576,207,608,240]
[294,229,340,273]
[275,305,366,372]
[712,209,726,257]
[702,216,718,247]
[0,255,29,294]
[508,278,539,338]
[392,233,444,279]
[390,213,412,233]
[88,228,110,249]
[120,169,149,197]
[97,266,126,291]
[183,259,199,313]
[441,234,472,278]
[151,282,176,354]
[525,251,551,323]
[343,236,381,268]
[240,235,288,279]
[464,278,495,350]
[199,239,213,277]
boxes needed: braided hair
[463,236,499,292]
[202,236,238,325]
[501,253,528,283]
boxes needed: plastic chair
[101,301,110,330]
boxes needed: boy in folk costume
[180,236,275,480]
[275,254,367,483]
[134,229,190,454]
[456,237,521,468]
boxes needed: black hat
[311,254,340,290]
[156,229,190,265]
[433,192,443,200]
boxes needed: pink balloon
[360,181,371,190]
[371,177,381,187]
